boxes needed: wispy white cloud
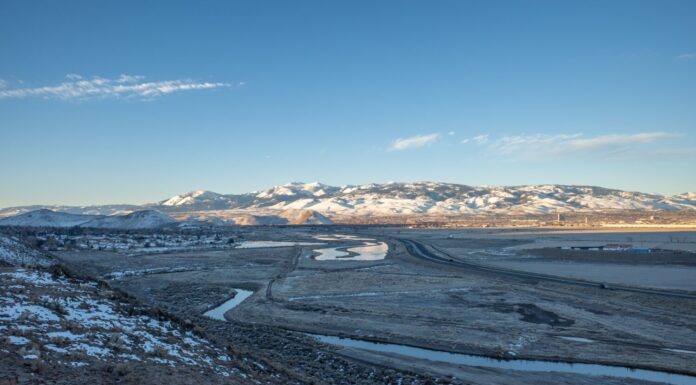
[462,134,489,145]
[472,134,489,145]
[488,133,582,156]
[0,74,230,101]
[567,132,676,151]
[390,133,440,151]
[676,53,695,61]
[477,132,680,159]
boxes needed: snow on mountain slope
[81,210,177,229]
[254,182,340,199]
[665,192,696,208]
[0,209,101,227]
[2,183,695,226]
[289,182,692,215]
[161,190,225,206]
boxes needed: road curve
[399,238,696,301]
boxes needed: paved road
[400,238,696,300]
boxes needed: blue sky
[1,0,695,207]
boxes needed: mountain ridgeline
[154,182,696,215]
[1,182,695,228]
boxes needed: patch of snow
[0,302,60,322]
[47,330,83,341]
[8,336,30,345]
[44,344,70,353]
[73,343,112,358]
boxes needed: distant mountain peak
[161,190,224,206]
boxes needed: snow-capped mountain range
[153,182,696,215]
[1,182,695,227]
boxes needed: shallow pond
[235,241,323,249]
[345,242,388,261]
[314,242,388,261]
[314,247,351,260]
[313,234,375,241]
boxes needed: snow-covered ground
[0,236,53,267]
[0,268,240,378]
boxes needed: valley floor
[3,227,696,384]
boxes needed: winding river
[203,289,254,321]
